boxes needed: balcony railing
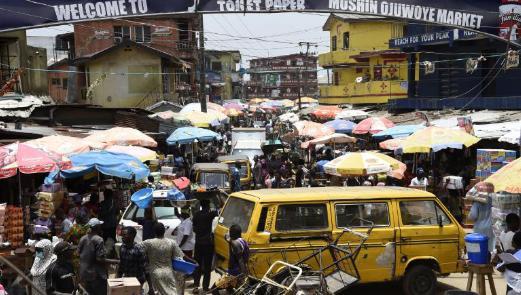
[320,80,408,103]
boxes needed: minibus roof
[234,186,434,203]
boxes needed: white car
[116,190,182,243]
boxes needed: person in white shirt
[175,210,195,257]
[500,213,520,252]
[410,168,429,188]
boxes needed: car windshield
[124,199,179,220]
[225,163,248,178]
[200,172,228,188]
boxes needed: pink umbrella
[352,117,395,135]
[25,135,102,156]
[312,106,342,120]
[293,121,335,139]
[223,102,245,111]
[379,138,404,151]
[85,127,157,147]
[0,142,72,179]
[301,133,357,149]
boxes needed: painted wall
[85,45,162,108]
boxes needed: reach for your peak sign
[0,0,506,40]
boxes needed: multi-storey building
[246,54,318,100]
[48,16,199,108]
[205,50,242,102]
[319,14,408,105]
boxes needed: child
[497,232,521,294]
[500,213,520,252]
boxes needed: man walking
[118,227,152,293]
[78,218,118,295]
[192,200,218,293]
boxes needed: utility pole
[198,13,207,112]
[297,42,317,110]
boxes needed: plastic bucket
[465,233,489,264]
[130,188,153,209]
[172,259,197,275]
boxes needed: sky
[26,13,331,68]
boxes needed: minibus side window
[400,200,452,226]
[335,203,390,228]
[220,197,255,232]
[275,204,328,231]
[256,207,268,232]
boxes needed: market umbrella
[373,124,425,139]
[379,138,405,151]
[224,108,243,117]
[316,160,330,172]
[324,119,357,134]
[324,152,400,176]
[105,145,157,162]
[293,121,335,139]
[301,133,357,149]
[399,126,480,154]
[167,127,221,145]
[312,106,342,120]
[149,111,191,124]
[486,157,521,193]
[352,117,395,135]
[223,102,245,111]
[261,100,284,108]
[299,97,318,104]
[335,109,369,121]
[279,112,300,123]
[184,110,228,127]
[85,127,157,147]
[249,98,270,105]
[47,151,149,181]
[180,102,226,113]
[371,152,407,180]
[26,135,99,156]
[280,99,295,108]
[0,142,72,179]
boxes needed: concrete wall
[86,45,162,108]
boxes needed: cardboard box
[107,278,141,295]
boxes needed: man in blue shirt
[231,163,241,192]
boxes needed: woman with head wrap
[30,239,57,294]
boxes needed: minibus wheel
[403,264,437,295]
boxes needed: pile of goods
[5,206,23,247]
[476,149,516,180]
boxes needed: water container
[465,233,489,264]
[172,259,197,274]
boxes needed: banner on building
[0,0,505,41]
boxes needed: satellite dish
[355,77,363,83]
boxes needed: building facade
[388,25,521,111]
[246,54,318,100]
[48,16,199,108]
[205,50,242,102]
[0,31,48,96]
[319,14,408,105]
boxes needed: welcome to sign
[0,0,507,42]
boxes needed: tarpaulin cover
[46,151,149,182]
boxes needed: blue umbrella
[372,125,425,139]
[167,127,221,145]
[45,151,150,183]
[167,188,186,201]
[324,119,356,134]
[131,188,154,209]
[316,160,330,172]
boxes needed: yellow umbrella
[224,108,242,117]
[486,158,521,193]
[186,111,224,128]
[249,98,269,104]
[324,152,401,176]
[299,97,318,104]
[280,99,295,107]
[400,126,480,153]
